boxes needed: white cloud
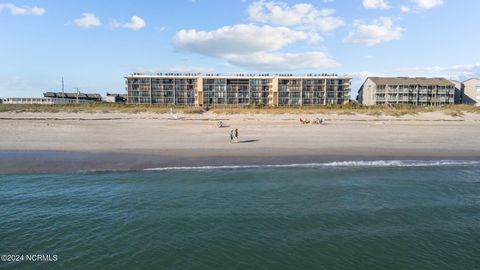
[349,71,387,80]
[122,16,146,30]
[226,51,339,70]
[173,24,337,70]
[174,24,319,56]
[74,13,101,28]
[412,0,443,9]
[111,16,146,30]
[362,0,390,10]
[0,3,45,16]
[400,5,411,12]
[247,0,344,32]
[401,0,442,13]
[134,66,215,74]
[398,64,480,73]
[397,64,480,81]
[343,17,405,46]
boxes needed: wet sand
[1,111,479,173]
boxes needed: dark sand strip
[1,150,479,174]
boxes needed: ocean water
[1,160,480,270]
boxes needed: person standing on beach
[230,129,234,143]
[234,128,239,143]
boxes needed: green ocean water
[1,161,480,269]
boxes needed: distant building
[43,92,102,102]
[125,73,351,106]
[105,93,127,103]
[357,77,455,106]
[449,79,464,104]
[2,97,94,105]
[2,91,103,105]
[461,78,480,106]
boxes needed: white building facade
[461,78,480,106]
[2,97,95,105]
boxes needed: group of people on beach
[229,128,239,143]
[300,118,324,125]
[216,121,239,143]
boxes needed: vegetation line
[0,103,478,117]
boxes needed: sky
[0,0,479,98]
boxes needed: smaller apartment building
[462,78,480,106]
[126,74,351,106]
[358,77,455,106]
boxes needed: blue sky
[0,0,479,98]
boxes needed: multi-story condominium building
[461,78,480,106]
[357,77,455,106]
[125,73,351,106]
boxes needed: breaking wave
[144,160,480,171]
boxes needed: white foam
[322,160,480,167]
[144,160,480,171]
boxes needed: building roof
[125,73,351,80]
[43,92,102,100]
[462,78,480,83]
[43,92,57,98]
[89,94,103,99]
[368,77,454,86]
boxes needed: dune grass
[0,102,478,116]
[0,103,204,114]
[208,104,480,116]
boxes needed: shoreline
[1,111,479,173]
[1,150,480,174]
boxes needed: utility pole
[75,88,80,104]
[62,77,65,97]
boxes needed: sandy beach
[1,111,479,172]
